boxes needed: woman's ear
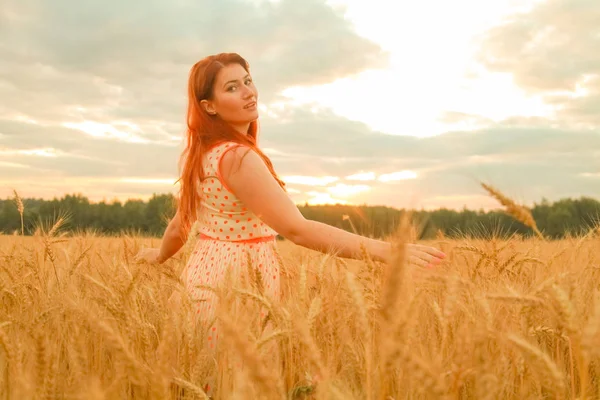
[200,100,217,115]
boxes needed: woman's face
[202,63,259,130]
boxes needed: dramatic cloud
[1,0,598,209]
[3,107,599,208]
[260,108,600,207]
[476,0,600,127]
[0,0,389,203]
[0,0,387,125]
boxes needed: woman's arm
[156,210,187,263]
[134,210,188,265]
[220,147,443,265]
[292,219,390,262]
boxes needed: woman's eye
[245,79,252,85]
[227,86,236,92]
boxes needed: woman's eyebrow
[223,74,250,88]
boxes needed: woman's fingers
[412,244,446,259]
[133,250,146,263]
[407,247,445,268]
[407,254,429,268]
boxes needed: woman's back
[196,141,278,241]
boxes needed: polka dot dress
[184,141,282,394]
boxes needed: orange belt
[198,232,276,244]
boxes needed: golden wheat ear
[480,183,545,240]
[12,189,25,236]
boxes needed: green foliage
[0,193,176,237]
[1,193,598,239]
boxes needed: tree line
[1,193,599,240]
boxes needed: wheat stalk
[455,245,489,258]
[380,213,409,323]
[345,270,373,399]
[255,329,289,350]
[172,377,210,400]
[48,217,66,238]
[486,294,545,306]
[218,314,285,398]
[291,315,328,390]
[548,284,577,337]
[395,344,447,398]
[1,207,598,399]
[307,296,322,334]
[12,189,24,236]
[481,183,544,239]
[0,325,15,394]
[529,325,568,341]
[507,334,565,394]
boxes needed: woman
[134,52,446,395]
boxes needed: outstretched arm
[220,146,444,265]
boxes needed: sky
[1,0,599,210]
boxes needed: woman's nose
[241,86,254,98]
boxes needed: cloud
[378,171,418,182]
[263,108,600,207]
[475,0,600,127]
[2,102,599,208]
[260,105,600,162]
[0,0,391,201]
[326,183,370,197]
[1,0,598,209]
[304,191,348,206]
[346,172,376,181]
[281,175,340,186]
[0,0,387,130]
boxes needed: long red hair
[177,53,285,237]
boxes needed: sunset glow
[1,0,597,209]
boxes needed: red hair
[177,53,286,237]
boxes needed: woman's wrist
[371,240,391,263]
[155,248,168,264]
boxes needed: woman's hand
[133,247,163,264]
[386,243,446,268]
[406,244,446,268]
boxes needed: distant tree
[0,193,598,239]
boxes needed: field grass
[2,186,600,399]
[1,227,600,399]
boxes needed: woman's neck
[229,122,250,136]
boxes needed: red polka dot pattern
[185,237,281,359]
[197,142,278,241]
[185,141,283,371]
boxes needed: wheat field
[1,191,600,399]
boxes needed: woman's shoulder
[210,141,258,162]
[203,141,235,163]
[206,140,249,155]
[203,141,252,173]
